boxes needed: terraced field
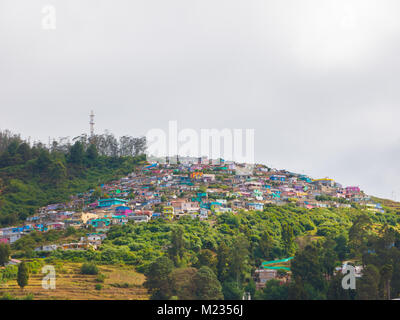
[0,263,149,300]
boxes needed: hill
[1,130,400,300]
[0,130,146,226]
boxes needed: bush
[80,263,99,275]
[95,284,102,290]
[95,273,107,283]
[0,265,18,283]
[0,293,15,300]
[110,282,134,288]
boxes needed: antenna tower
[90,110,95,137]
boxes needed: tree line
[0,129,146,169]
[0,129,147,227]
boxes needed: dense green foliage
[0,138,146,226]
[2,130,400,300]
[34,205,400,299]
[0,243,10,266]
[11,228,87,258]
[17,261,29,289]
[0,265,18,284]
[80,262,99,275]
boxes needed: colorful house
[190,172,203,179]
[115,206,133,214]
[270,175,286,182]
[299,175,312,183]
[346,186,360,194]
[87,218,111,228]
[247,203,264,211]
[97,198,128,208]
[162,206,174,220]
[313,178,334,187]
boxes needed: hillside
[0,131,147,226]
[1,133,400,300]
[0,262,148,300]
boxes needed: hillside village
[0,157,383,248]
[0,156,394,296]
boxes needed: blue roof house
[97,198,128,208]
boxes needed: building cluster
[0,158,384,246]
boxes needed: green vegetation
[2,130,400,300]
[95,273,107,283]
[315,195,350,204]
[80,263,99,275]
[0,265,18,284]
[11,228,87,258]
[17,261,29,289]
[0,130,146,227]
[0,243,10,266]
[280,220,400,300]
[34,205,400,300]
[95,284,103,291]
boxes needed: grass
[0,262,149,300]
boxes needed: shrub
[80,263,99,275]
[95,273,107,283]
[110,282,134,288]
[0,293,15,300]
[95,284,102,290]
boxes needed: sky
[1,0,400,200]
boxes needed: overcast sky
[1,0,400,200]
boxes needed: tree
[6,140,19,157]
[194,249,217,273]
[16,143,32,163]
[222,280,244,300]
[86,143,99,164]
[327,272,352,300]
[334,234,349,261]
[17,262,29,289]
[288,277,308,300]
[229,236,249,284]
[259,232,274,260]
[291,244,326,293]
[217,242,230,282]
[168,226,185,266]
[245,278,256,298]
[169,267,197,300]
[144,255,174,300]
[380,264,393,300]
[68,141,85,165]
[348,214,371,257]
[0,150,12,168]
[0,130,22,154]
[0,243,10,266]
[391,261,400,299]
[281,222,295,255]
[49,160,67,183]
[193,266,223,300]
[34,149,52,173]
[357,264,380,300]
[119,136,135,157]
[256,279,289,300]
[321,238,338,279]
[133,137,147,156]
